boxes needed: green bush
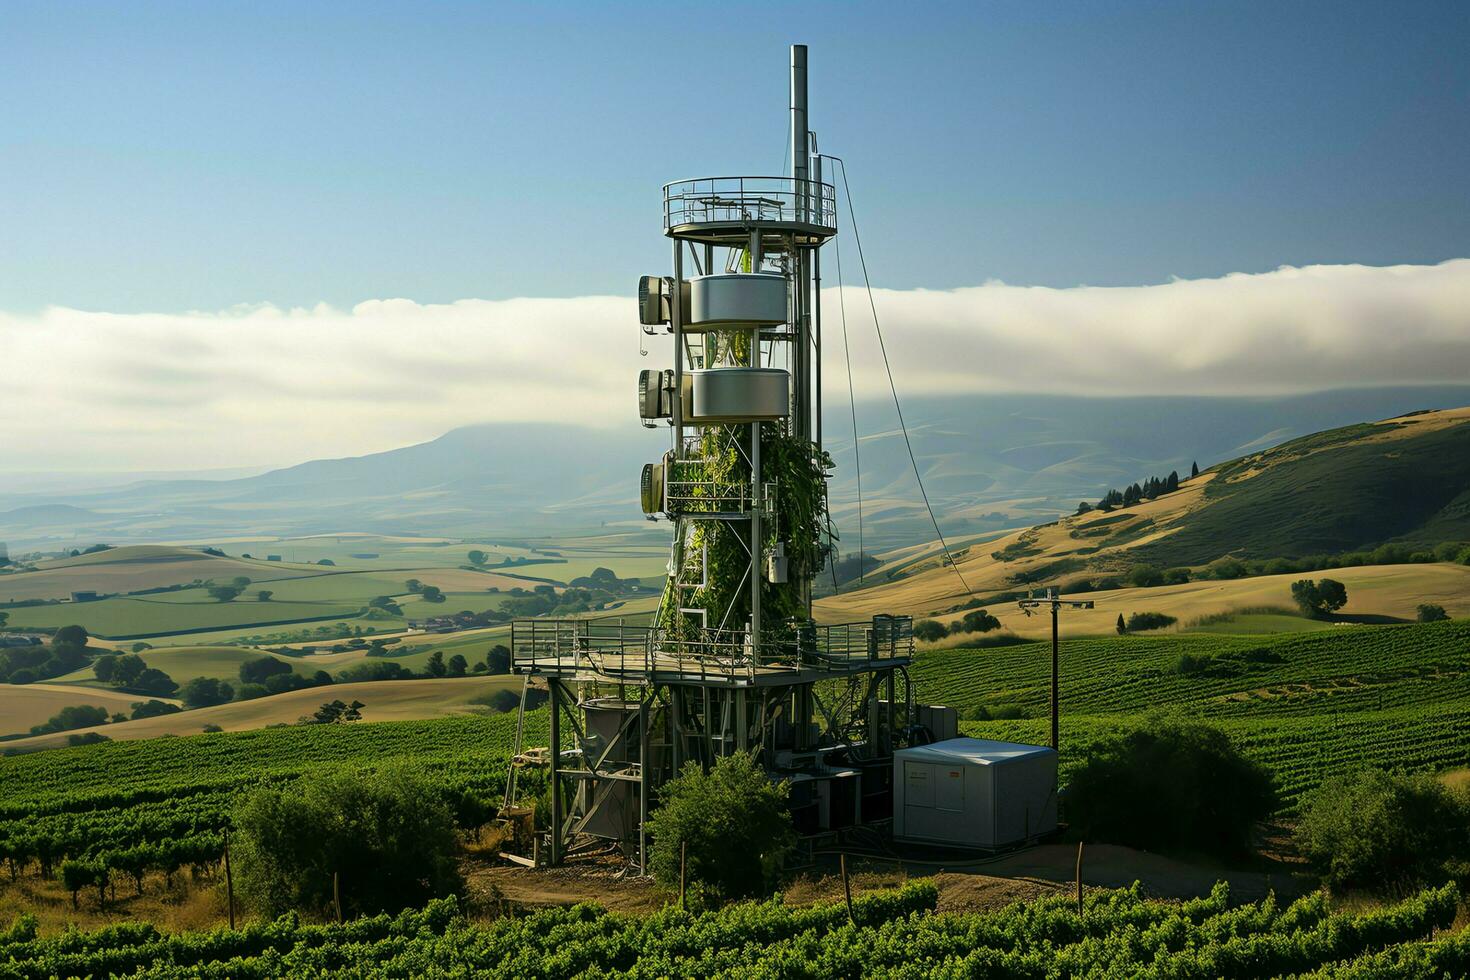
[1417,604,1449,623]
[913,620,948,643]
[1127,611,1178,632]
[232,766,463,918]
[1066,717,1277,857]
[1295,770,1470,893]
[952,609,1002,634]
[645,753,795,904]
[1173,651,1213,676]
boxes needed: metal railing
[512,615,913,683]
[663,176,838,233]
[664,457,752,515]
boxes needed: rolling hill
[2,676,523,750]
[819,407,1470,621]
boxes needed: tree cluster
[913,609,1003,644]
[1077,470,1183,515]
[92,651,178,697]
[0,626,93,685]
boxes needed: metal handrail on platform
[663,176,837,233]
[511,615,913,683]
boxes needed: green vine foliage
[656,422,834,650]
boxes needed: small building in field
[893,737,1057,850]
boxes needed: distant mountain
[3,385,1469,552]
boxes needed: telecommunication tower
[510,45,922,871]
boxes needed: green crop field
[2,877,1467,977]
[3,596,370,639]
[916,619,1470,810]
[51,646,306,687]
[0,712,544,903]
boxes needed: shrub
[1291,578,1348,619]
[1127,611,1178,632]
[182,677,233,709]
[1417,604,1449,623]
[645,753,795,904]
[239,656,291,685]
[954,609,1002,634]
[913,620,948,643]
[1066,717,1276,857]
[1296,770,1470,893]
[29,704,109,735]
[130,699,181,720]
[1173,652,1213,676]
[232,766,463,918]
[1127,565,1165,588]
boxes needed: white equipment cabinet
[893,737,1057,849]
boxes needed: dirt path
[463,842,1311,917]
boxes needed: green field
[917,619,1470,810]
[4,595,370,639]
[4,879,1466,978]
[52,646,309,686]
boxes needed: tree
[1417,603,1449,623]
[1190,461,1199,479]
[133,668,178,697]
[231,576,252,590]
[110,654,147,688]
[1126,611,1178,632]
[913,620,948,643]
[312,699,364,723]
[1166,470,1180,493]
[447,654,468,677]
[130,699,181,720]
[955,610,1001,634]
[182,677,234,709]
[1074,501,1093,515]
[53,625,89,648]
[30,704,110,735]
[208,585,242,602]
[256,590,274,602]
[405,579,424,594]
[368,596,404,616]
[239,656,292,685]
[486,645,511,674]
[1116,613,1127,635]
[467,550,487,566]
[420,585,445,604]
[645,753,796,903]
[92,654,118,683]
[425,651,447,677]
[1066,717,1276,857]
[1127,565,1164,588]
[232,766,461,918]
[1292,578,1349,619]
[1296,770,1470,892]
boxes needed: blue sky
[3,0,1467,313]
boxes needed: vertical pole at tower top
[790,45,808,207]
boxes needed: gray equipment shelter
[893,737,1057,849]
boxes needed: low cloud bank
[2,260,1466,472]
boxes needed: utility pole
[1017,587,1094,752]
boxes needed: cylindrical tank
[687,273,787,330]
[687,368,789,422]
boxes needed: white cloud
[2,259,1467,473]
